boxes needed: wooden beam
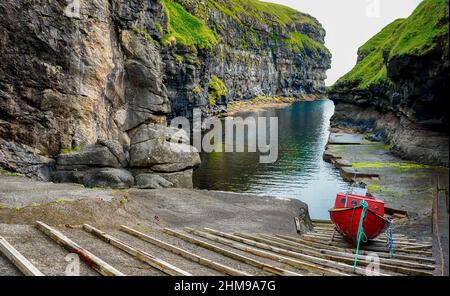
[82,224,191,276]
[163,228,302,276]
[313,222,334,227]
[312,228,415,241]
[275,234,435,265]
[402,244,434,251]
[305,232,430,249]
[36,221,124,276]
[184,228,351,276]
[0,236,44,276]
[301,234,433,256]
[204,228,388,276]
[312,219,332,224]
[239,234,434,276]
[120,225,250,276]
[309,234,429,250]
[259,233,434,271]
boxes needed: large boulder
[56,168,134,189]
[0,139,55,181]
[134,170,193,189]
[97,139,129,167]
[57,145,122,168]
[129,124,200,172]
[135,173,173,189]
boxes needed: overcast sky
[262,0,422,85]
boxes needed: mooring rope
[353,200,368,272]
[384,219,395,257]
[388,221,394,257]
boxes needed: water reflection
[193,100,348,219]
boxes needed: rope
[353,200,368,272]
[384,221,395,257]
[388,222,394,257]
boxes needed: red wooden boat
[329,191,390,244]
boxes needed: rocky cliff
[0,0,330,186]
[329,0,449,166]
[161,0,331,118]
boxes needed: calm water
[193,100,348,219]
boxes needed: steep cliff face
[161,0,331,118]
[0,0,330,184]
[329,0,449,166]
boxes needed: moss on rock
[161,0,329,56]
[208,75,228,106]
[161,0,219,50]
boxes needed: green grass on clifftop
[161,0,219,49]
[333,0,449,90]
[161,0,328,56]
[207,0,320,29]
[286,32,329,57]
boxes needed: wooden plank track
[275,234,435,265]
[83,224,191,276]
[239,233,434,276]
[312,228,416,242]
[36,221,124,276]
[282,223,435,276]
[301,234,433,256]
[120,225,250,276]
[164,228,302,276]
[305,232,432,250]
[0,236,44,276]
[202,228,387,276]
[181,228,350,276]
[16,219,431,276]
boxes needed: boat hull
[329,206,390,243]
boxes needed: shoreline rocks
[323,131,448,241]
[55,123,201,189]
[0,139,55,181]
[330,103,449,167]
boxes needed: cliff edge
[329,0,449,166]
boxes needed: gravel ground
[0,175,311,276]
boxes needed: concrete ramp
[329,133,364,145]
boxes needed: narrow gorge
[0,0,448,279]
[0,0,331,188]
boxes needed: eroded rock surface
[129,123,200,171]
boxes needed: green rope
[353,200,368,272]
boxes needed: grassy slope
[208,0,328,55]
[207,0,320,29]
[333,0,449,90]
[161,0,329,55]
[161,0,219,49]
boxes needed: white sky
[262,0,422,85]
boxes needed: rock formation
[329,0,449,166]
[0,0,330,187]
